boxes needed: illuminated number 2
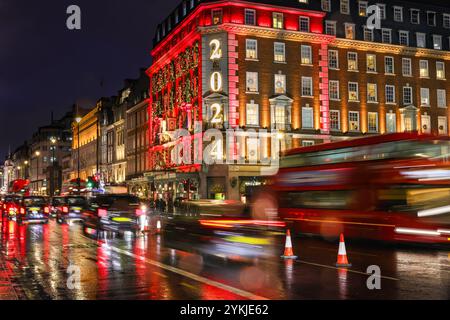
[209,39,222,60]
[210,103,222,124]
[210,72,222,92]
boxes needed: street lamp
[75,116,82,194]
[50,137,57,165]
[35,151,40,195]
[24,161,29,179]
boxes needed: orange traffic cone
[156,220,162,234]
[336,233,352,268]
[281,230,297,259]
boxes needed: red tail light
[62,206,69,213]
[44,207,50,214]
[3,204,6,209]
[135,209,144,216]
[20,207,25,215]
[98,209,107,217]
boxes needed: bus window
[279,190,355,210]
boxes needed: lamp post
[75,116,82,195]
[24,160,29,179]
[35,151,40,195]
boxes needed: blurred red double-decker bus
[263,133,450,245]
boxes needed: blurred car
[52,196,88,224]
[164,199,285,261]
[2,195,22,218]
[16,196,50,224]
[81,194,148,236]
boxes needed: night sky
[0,0,179,160]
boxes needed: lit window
[385,56,394,74]
[419,60,429,78]
[416,33,426,48]
[212,9,222,25]
[273,12,284,29]
[421,115,431,134]
[274,74,286,94]
[433,35,442,50]
[345,23,355,39]
[330,110,340,131]
[410,9,420,24]
[302,77,313,97]
[438,116,448,135]
[349,111,359,131]
[386,112,397,133]
[367,83,378,103]
[348,82,359,101]
[299,16,310,32]
[246,101,259,126]
[436,62,446,80]
[302,107,314,129]
[402,58,412,76]
[399,31,409,46]
[382,29,392,44]
[328,50,339,69]
[340,0,350,14]
[329,80,340,100]
[274,42,286,62]
[325,21,336,36]
[246,72,259,93]
[245,9,256,25]
[274,105,286,128]
[385,85,396,104]
[366,54,377,72]
[347,52,358,71]
[420,88,430,106]
[393,7,403,22]
[302,141,315,147]
[301,45,312,65]
[246,39,258,59]
[368,112,378,132]
[438,89,447,108]
[358,1,368,16]
[403,87,413,105]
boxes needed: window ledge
[385,73,396,76]
[330,99,341,102]
[301,63,313,67]
[386,102,397,105]
[367,101,379,104]
[348,69,359,72]
[437,78,447,81]
[274,61,287,64]
[367,71,378,74]
[329,68,340,71]
[421,105,431,107]
[301,95,314,98]
[349,100,360,103]
[420,76,430,79]
[438,106,448,108]
[245,58,259,62]
[246,92,259,95]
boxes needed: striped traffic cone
[281,230,297,259]
[156,220,162,234]
[336,233,352,268]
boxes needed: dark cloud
[0,0,179,159]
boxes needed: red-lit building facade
[147,0,331,201]
[147,0,450,201]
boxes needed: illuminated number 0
[209,39,222,60]
[210,72,222,92]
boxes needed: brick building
[147,0,450,201]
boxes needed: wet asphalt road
[0,217,448,300]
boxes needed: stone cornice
[199,24,334,44]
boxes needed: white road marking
[104,243,269,300]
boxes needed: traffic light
[87,176,99,189]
